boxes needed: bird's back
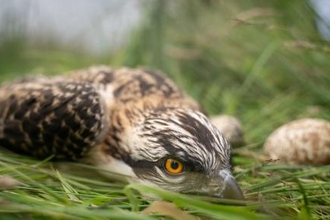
[0,66,201,160]
[66,66,202,111]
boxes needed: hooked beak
[218,169,244,200]
[185,169,244,200]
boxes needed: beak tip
[219,170,245,200]
[222,182,245,200]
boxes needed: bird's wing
[0,78,108,160]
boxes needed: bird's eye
[164,158,183,174]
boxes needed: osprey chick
[0,66,243,200]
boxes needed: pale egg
[264,118,330,165]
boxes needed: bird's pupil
[171,161,179,169]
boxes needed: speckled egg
[264,118,330,165]
[210,115,244,148]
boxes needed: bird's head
[111,107,244,200]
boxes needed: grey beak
[218,169,244,200]
[183,169,244,200]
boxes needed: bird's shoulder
[66,65,203,112]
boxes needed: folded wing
[0,78,107,160]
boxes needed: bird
[0,66,244,200]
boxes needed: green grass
[1,0,330,219]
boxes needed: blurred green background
[1,0,330,219]
[1,0,330,146]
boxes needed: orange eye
[165,159,183,174]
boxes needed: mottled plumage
[0,66,243,200]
